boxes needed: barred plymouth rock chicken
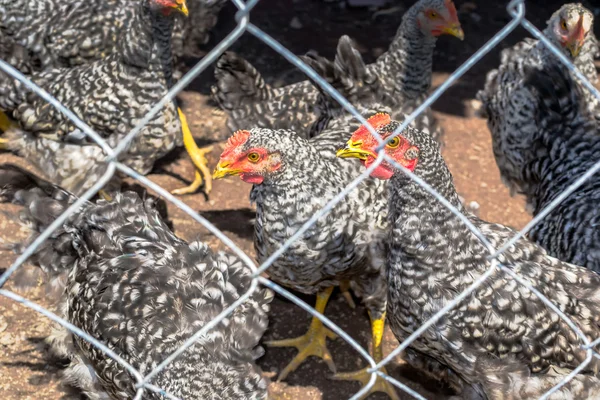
[490,62,600,272]
[301,34,440,141]
[171,0,228,60]
[0,0,215,196]
[0,164,272,400]
[212,126,399,398]
[477,3,599,197]
[338,113,600,399]
[0,0,226,71]
[211,0,463,139]
[0,0,133,72]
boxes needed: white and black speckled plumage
[0,0,226,73]
[477,4,599,198]
[498,62,600,273]
[0,0,134,72]
[211,0,456,140]
[357,119,600,399]
[302,34,442,143]
[0,164,271,400]
[171,0,228,59]
[235,127,389,319]
[0,0,184,195]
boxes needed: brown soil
[0,0,598,399]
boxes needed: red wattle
[364,159,394,180]
[240,174,264,184]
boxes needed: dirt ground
[0,0,599,399]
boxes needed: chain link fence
[0,0,599,399]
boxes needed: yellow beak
[212,161,242,179]
[443,24,464,41]
[336,140,376,160]
[172,0,189,16]
[567,41,583,58]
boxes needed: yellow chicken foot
[340,280,356,309]
[266,287,338,381]
[172,107,213,196]
[332,312,400,400]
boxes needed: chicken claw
[332,312,399,400]
[172,107,213,196]
[266,287,338,381]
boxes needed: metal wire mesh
[0,0,599,399]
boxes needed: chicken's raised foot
[175,107,213,195]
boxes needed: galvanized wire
[0,0,599,399]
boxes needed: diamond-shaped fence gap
[244,23,385,143]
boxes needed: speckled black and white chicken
[0,163,272,400]
[0,0,227,73]
[338,113,600,399]
[477,3,599,197]
[487,61,600,273]
[0,0,215,196]
[171,0,228,60]
[301,33,441,142]
[0,0,133,72]
[211,0,463,139]
[211,116,400,397]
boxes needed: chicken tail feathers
[0,164,79,295]
[211,51,271,111]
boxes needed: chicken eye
[247,152,260,162]
[386,137,401,148]
[560,19,568,30]
[428,11,438,19]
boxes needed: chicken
[337,113,600,399]
[0,0,133,72]
[301,34,441,142]
[0,0,214,196]
[490,62,600,272]
[477,3,598,196]
[211,0,464,139]
[171,0,228,60]
[0,163,272,400]
[211,124,399,398]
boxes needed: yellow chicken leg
[171,107,213,196]
[266,287,338,381]
[332,311,400,400]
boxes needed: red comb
[445,0,459,22]
[222,130,250,156]
[353,113,392,138]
